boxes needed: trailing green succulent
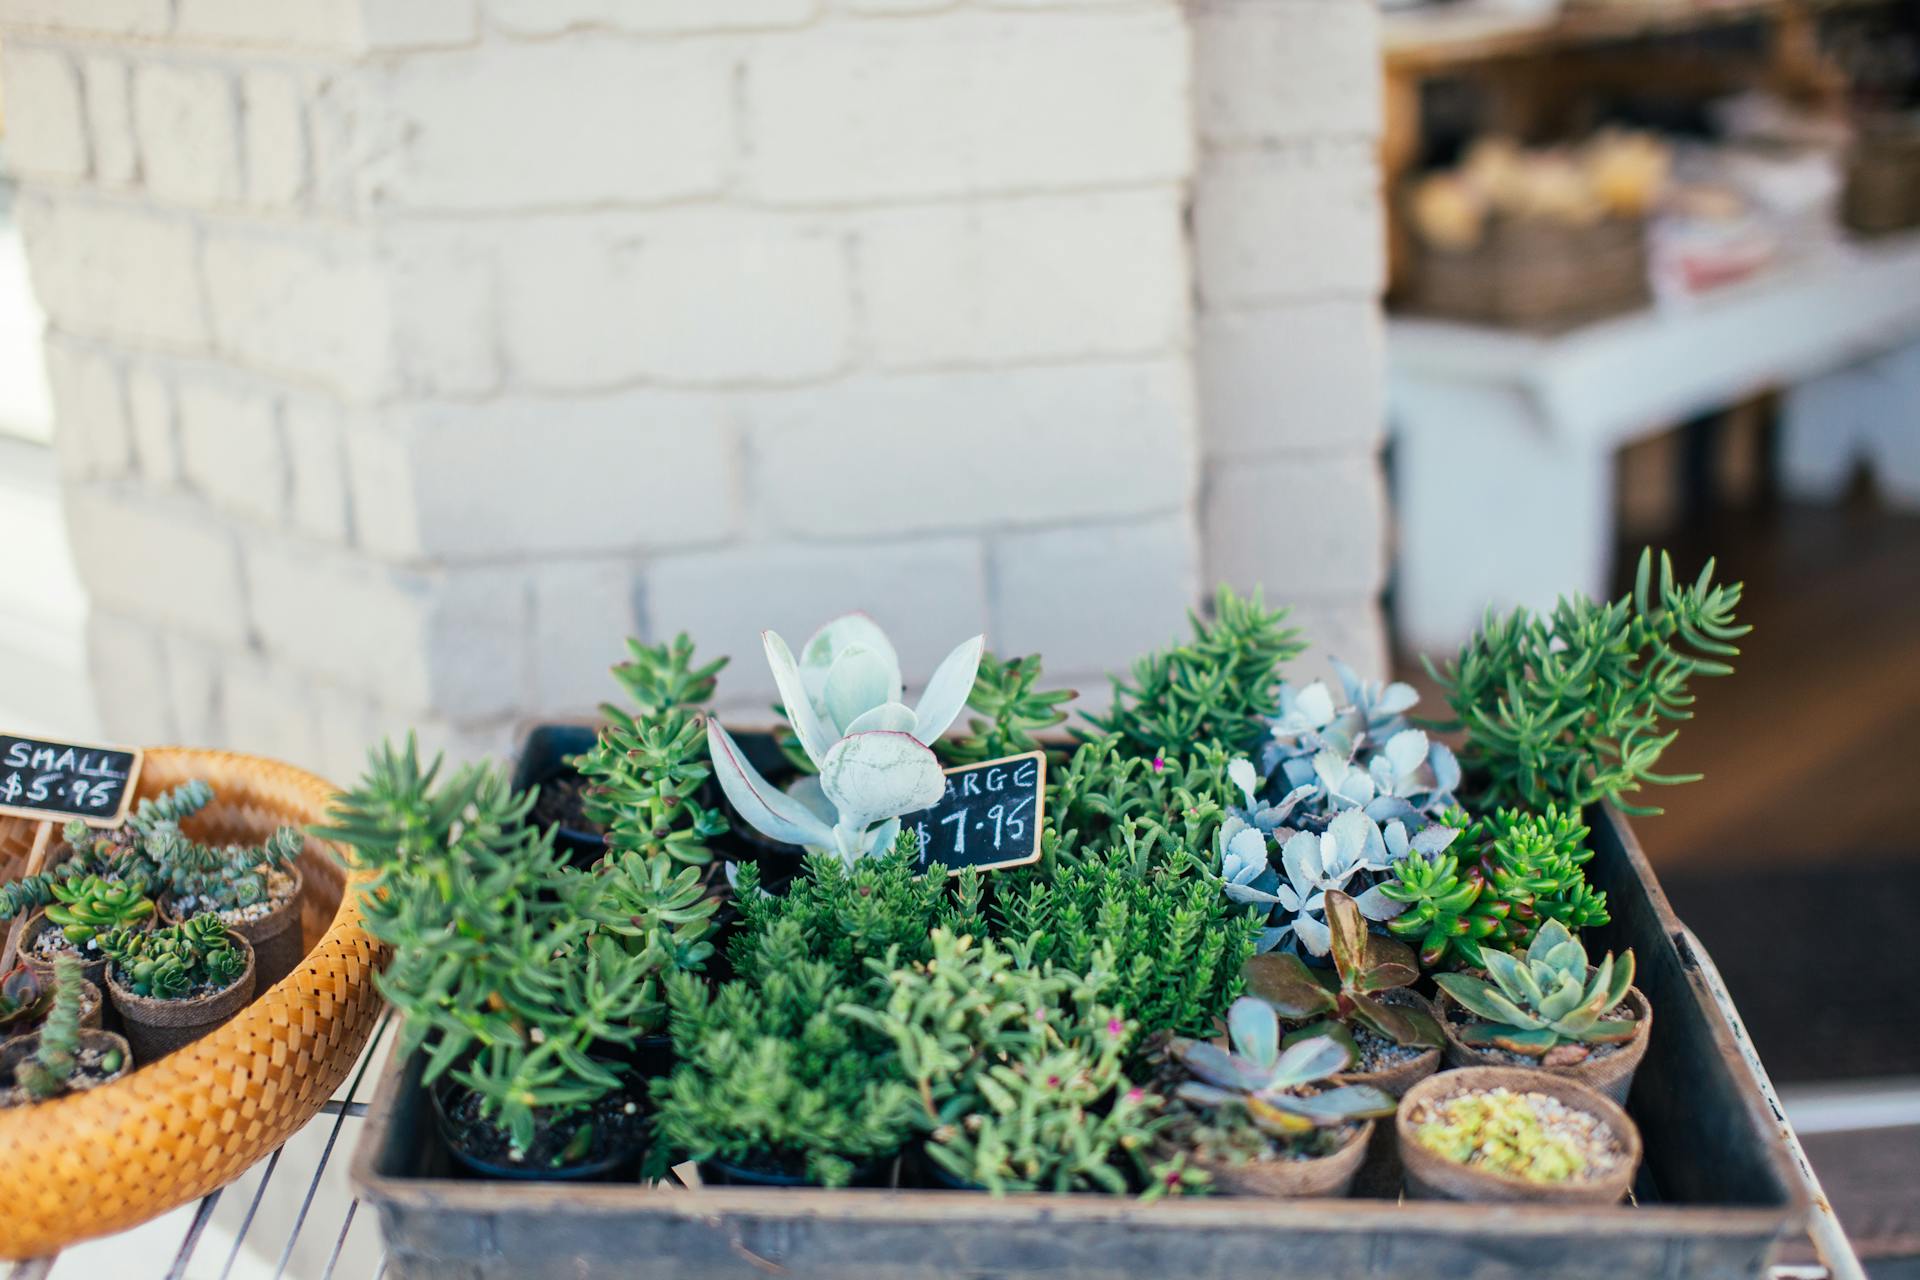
[1412,1089,1592,1184]
[575,633,731,869]
[1434,920,1637,1065]
[1242,888,1442,1063]
[844,929,1183,1196]
[98,913,247,999]
[938,651,1077,768]
[1170,997,1396,1141]
[318,737,708,1156]
[1429,548,1748,815]
[44,874,155,946]
[1085,586,1304,759]
[708,614,983,865]
[652,918,917,1187]
[727,836,984,988]
[1382,805,1608,969]
[1045,736,1239,871]
[143,826,304,915]
[13,956,114,1100]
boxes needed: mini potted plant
[1432,919,1650,1104]
[650,918,918,1188]
[21,873,156,987]
[97,913,255,1062]
[145,823,305,989]
[1397,1067,1642,1203]
[0,956,131,1108]
[0,962,101,1033]
[1166,998,1397,1197]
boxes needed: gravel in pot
[1397,1066,1642,1204]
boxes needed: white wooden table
[1387,232,1920,652]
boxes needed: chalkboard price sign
[0,734,143,827]
[907,750,1047,876]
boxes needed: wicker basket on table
[0,748,388,1260]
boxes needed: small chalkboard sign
[0,733,143,827]
[907,750,1046,876]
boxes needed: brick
[530,560,640,713]
[498,212,849,389]
[282,398,352,542]
[20,198,208,348]
[857,190,1187,369]
[347,394,737,559]
[133,63,242,207]
[0,0,169,37]
[744,360,1195,537]
[202,227,388,397]
[42,339,133,479]
[1201,452,1385,600]
[381,226,499,396]
[648,538,989,712]
[242,69,307,207]
[175,374,288,528]
[1194,143,1383,307]
[1198,300,1384,458]
[989,515,1196,674]
[125,365,180,484]
[0,45,90,180]
[842,0,953,11]
[1192,0,1381,146]
[65,487,251,645]
[312,688,514,785]
[174,0,477,48]
[244,536,526,717]
[1285,597,1390,689]
[486,0,815,34]
[372,41,730,211]
[86,607,176,743]
[81,57,138,187]
[161,631,225,745]
[744,10,1191,203]
[221,653,323,771]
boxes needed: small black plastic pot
[430,1078,645,1183]
[701,1153,891,1189]
[512,724,607,867]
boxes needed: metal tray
[352,806,1810,1280]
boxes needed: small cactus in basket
[1434,920,1636,1066]
[13,956,116,1100]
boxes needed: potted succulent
[0,962,101,1033]
[145,824,305,989]
[0,956,131,1108]
[321,739,715,1180]
[1166,998,1397,1197]
[1432,919,1649,1104]
[21,874,156,987]
[97,913,255,1062]
[1397,1067,1642,1203]
[650,918,918,1188]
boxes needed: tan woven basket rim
[0,746,389,1261]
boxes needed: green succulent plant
[1413,1088,1592,1184]
[1381,805,1608,970]
[1241,888,1443,1063]
[575,633,731,869]
[98,913,247,999]
[938,651,1077,768]
[1085,585,1305,760]
[144,825,304,914]
[45,874,155,946]
[14,956,97,1099]
[651,919,917,1187]
[318,737,708,1157]
[1434,920,1637,1064]
[1429,548,1748,815]
[1171,998,1397,1138]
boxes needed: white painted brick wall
[1203,452,1387,600]
[281,398,353,542]
[0,45,90,180]
[1192,0,1382,147]
[174,374,288,528]
[80,57,139,187]
[42,339,132,478]
[201,226,389,396]
[125,365,179,483]
[0,0,168,40]
[133,63,243,207]
[18,197,208,347]
[64,487,251,645]
[530,560,641,713]
[1199,300,1385,458]
[988,515,1196,675]
[486,0,816,37]
[241,69,309,207]
[1194,142,1385,308]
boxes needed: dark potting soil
[528,770,604,837]
[443,1088,645,1175]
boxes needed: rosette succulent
[708,614,983,865]
[1170,998,1396,1137]
[1434,920,1637,1065]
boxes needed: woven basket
[0,747,387,1260]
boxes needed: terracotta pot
[1397,1067,1641,1204]
[161,864,305,992]
[106,932,256,1063]
[1332,989,1443,1197]
[1192,1120,1373,1198]
[0,1028,133,1106]
[1438,984,1651,1105]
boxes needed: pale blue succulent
[1216,808,1437,958]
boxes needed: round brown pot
[1438,984,1651,1105]
[1191,1119,1373,1198]
[20,911,123,989]
[161,865,305,992]
[1333,989,1444,1197]
[1397,1067,1641,1204]
[106,933,256,1063]
[0,1028,133,1106]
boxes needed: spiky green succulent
[1170,997,1396,1138]
[1434,920,1637,1063]
[45,874,155,946]
[939,651,1077,768]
